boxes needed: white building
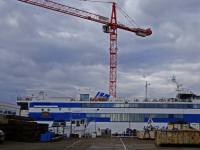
[0,101,20,116]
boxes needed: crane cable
[116,4,140,28]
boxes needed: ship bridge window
[80,94,89,100]
[17,102,28,110]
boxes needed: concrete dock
[1,138,200,150]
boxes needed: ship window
[41,109,44,111]
[150,104,154,108]
[149,114,155,118]
[111,114,117,121]
[139,104,144,108]
[3,109,8,114]
[158,114,163,118]
[179,114,183,118]
[106,104,110,107]
[198,105,200,109]
[82,104,87,107]
[0,108,2,114]
[115,104,120,107]
[72,121,75,124]
[129,114,134,122]
[120,104,124,108]
[32,94,34,96]
[96,104,100,108]
[163,114,169,118]
[158,104,164,108]
[59,108,62,110]
[86,103,91,108]
[105,114,110,118]
[129,104,134,108]
[7,110,12,115]
[174,114,180,118]
[154,104,159,108]
[110,104,115,107]
[182,104,188,108]
[193,104,198,108]
[174,104,179,108]
[139,114,144,122]
[100,103,106,107]
[47,109,50,111]
[120,114,124,121]
[124,104,129,108]
[163,104,168,108]
[169,114,174,118]
[81,120,84,124]
[91,114,95,117]
[17,103,28,110]
[135,114,140,122]
[188,104,193,108]
[96,113,101,117]
[80,94,89,100]
[91,103,96,108]
[86,114,90,117]
[144,114,149,118]
[101,114,106,117]
[134,104,139,107]
[12,111,16,115]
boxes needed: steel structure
[17,0,152,97]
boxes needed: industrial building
[0,101,20,116]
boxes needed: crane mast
[17,0,152,97]
[109,2,117,97]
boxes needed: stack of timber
[0,115,48,142]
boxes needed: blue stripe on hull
[29,112,200,123]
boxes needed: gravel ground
[1,138,200,150]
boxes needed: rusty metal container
[137,130,155,139]
[155,130,200,146]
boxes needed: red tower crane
[17,0,152,97]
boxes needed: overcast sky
[0,0,200,104]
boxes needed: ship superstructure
[17,80,200,134]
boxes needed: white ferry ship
[17,78,200,134]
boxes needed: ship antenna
[145,81,150,101]
[16,90,21,99]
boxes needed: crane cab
[102,25,110,33]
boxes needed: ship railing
[17,96,32,101]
